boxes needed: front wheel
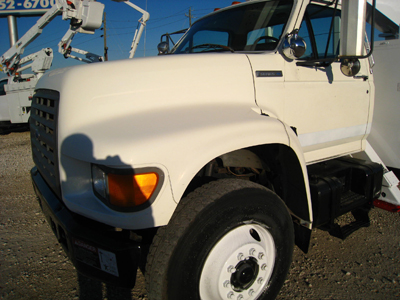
[145,179,294,300]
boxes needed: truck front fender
[64,104,311,229]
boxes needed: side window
[0,79,7,96]
[299,5,341,59]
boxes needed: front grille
[30,89,61,198]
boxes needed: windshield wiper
[190,44,235,53]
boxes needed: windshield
[172,0,294,54]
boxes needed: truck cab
[29,1,387,299]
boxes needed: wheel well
[183,144,310,222]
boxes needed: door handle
[354,75,368,81]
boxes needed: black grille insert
[30,89,61,198]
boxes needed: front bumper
[31,167,141,288]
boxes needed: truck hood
[37,52,256,105]
[37,53,258,139]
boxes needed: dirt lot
[1,131,399,300]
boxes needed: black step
[339,190,367,213]
[325,208,371,240]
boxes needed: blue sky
[0,0,233,78]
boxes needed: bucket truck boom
[0,0,105,129]
[1,0,150,130]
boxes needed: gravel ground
[1,131,399,299]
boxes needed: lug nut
[258,252,264,260]
[257,277,264,284]
[224,280,230,288]
[228,265,236,273]
[248,289,255,296]
[227,291,234,299]
[237,294,244,300]
[237,252,244,260]
[249,248,256,256]
[261,263,267,270]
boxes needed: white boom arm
[58,0,150,62]
[1,0,105,74]
[58,0,149,62]
[127,1,150,58]
[58,28,103,63]
[62,45,104,63]
[1,0,65,74]
[1,0,149,73]
[112,0,150,58]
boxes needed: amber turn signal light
[108,172,159,207]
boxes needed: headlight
[91,164,163,211]
[92,164,108,199]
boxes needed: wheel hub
[231,258,259,292]
[199,224,276,300]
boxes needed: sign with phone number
[0,0,56,16]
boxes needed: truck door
[284,4,372,163]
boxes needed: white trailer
[370,39,400,174]
[357,0,400,211]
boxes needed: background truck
[29,0,398,299]
[0,0,149,133]
[0,0,104,133]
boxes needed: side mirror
[157,42,169,55]
[282,31,306,60]
[340,58,361,77]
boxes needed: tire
[145,179,294,300]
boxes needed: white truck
[0,0,149,133]
[0,0,105,132]
[29,0,398,299]
[0,46,55,132]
